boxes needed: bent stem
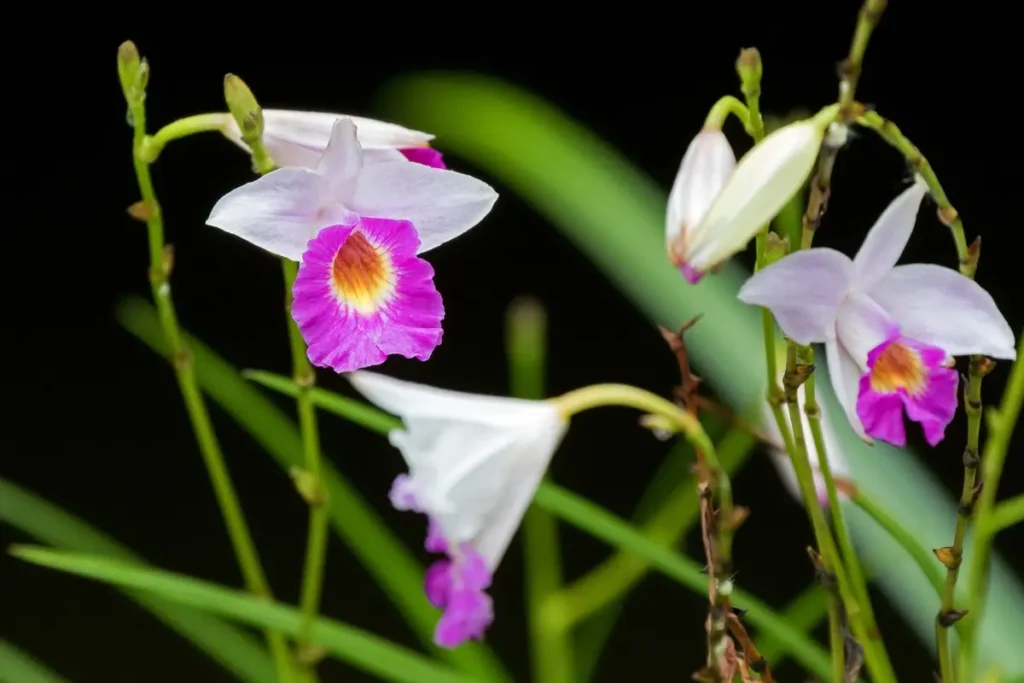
[139,112,231,163]
[958,333,1024,681]
[118,44,294,683]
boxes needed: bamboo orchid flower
[349,371,568,648]
[669,108,836,284]
[223,109,446,169]
[207,118,498,373]
[739,178,1015,446]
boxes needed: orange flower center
[869,341,926,395]
[331,232,393,313]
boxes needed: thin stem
[958,333,1024,681]
[783,347,896,683]
[139,112,231,163]
[506,298,574,683]
[703,95,751,132]
[120,49,294,682]
[281,223,327,663]
[553,384,714,458]
[837,0,888,118]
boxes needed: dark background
[4,3,1023,681]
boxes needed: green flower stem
[959,332,1024,681]
[117,42,293,683]
[506,298,574,683]
[785,347,896,683]
[557,428,755,627]
[138,112,231,163]
[837,0,887,118]
[703,95,751,132]
[856,109,988,683]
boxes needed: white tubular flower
[349,371,568,649]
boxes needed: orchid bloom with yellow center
[206,117,498,373]
[739,177,1016,446]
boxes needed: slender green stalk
[283,260,329,660]
[703,95,751,132]
[958,332,1024,681]
[857,109,987,683]
[506,298,574,683]
[784,347,896,683]
[837,0,887,118]
[116,42,293,682]
[139,112,231,163]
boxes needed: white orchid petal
[851,177,928,289]
[666,130,736,249]
[870,264,1016,359]
[686,120,823,270]
[835,293,896,370]
[351,163,498,254]
[349,371,567,568]
[737,248,854,344]
[825,338,871,442]
[315,119,363,200]
[206,168,323,261]
[224,109,434,169]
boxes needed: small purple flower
[356,374,570,648]
[740,177,1015,445]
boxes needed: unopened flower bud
[117,41,148,105]
[673,105,838,283]
[223,74,264,143]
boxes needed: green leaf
[755,585,829,666]
[115,298,509,682]
[0,639,70,683]
[9,546,479,683]
[377,72,1024,675]
[0,478,275,683]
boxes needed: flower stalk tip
[223,74,265,144]
[117,40,148,106]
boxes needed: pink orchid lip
[680,262,705,284]
[400,147,447,170]
[856,331,959,447]
[290,217,444,373]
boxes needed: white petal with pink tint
[737,248,855,344]
[666,130,735,253]
[851,178,928,289]
[351,162,499,255]
[870,264,1016,359]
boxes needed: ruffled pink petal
[425,517,448,554]
[424,559,452,608]
[291,217,445,373]
[400,147,447,169]
[855,332,959,447]
[432,545,494,648]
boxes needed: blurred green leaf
[0,640,70,683]
[10,546,479,683]
[377,72,1024,676]
[0,478,275,683]
[116,298,509,682]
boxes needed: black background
[4,3,1023,681]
